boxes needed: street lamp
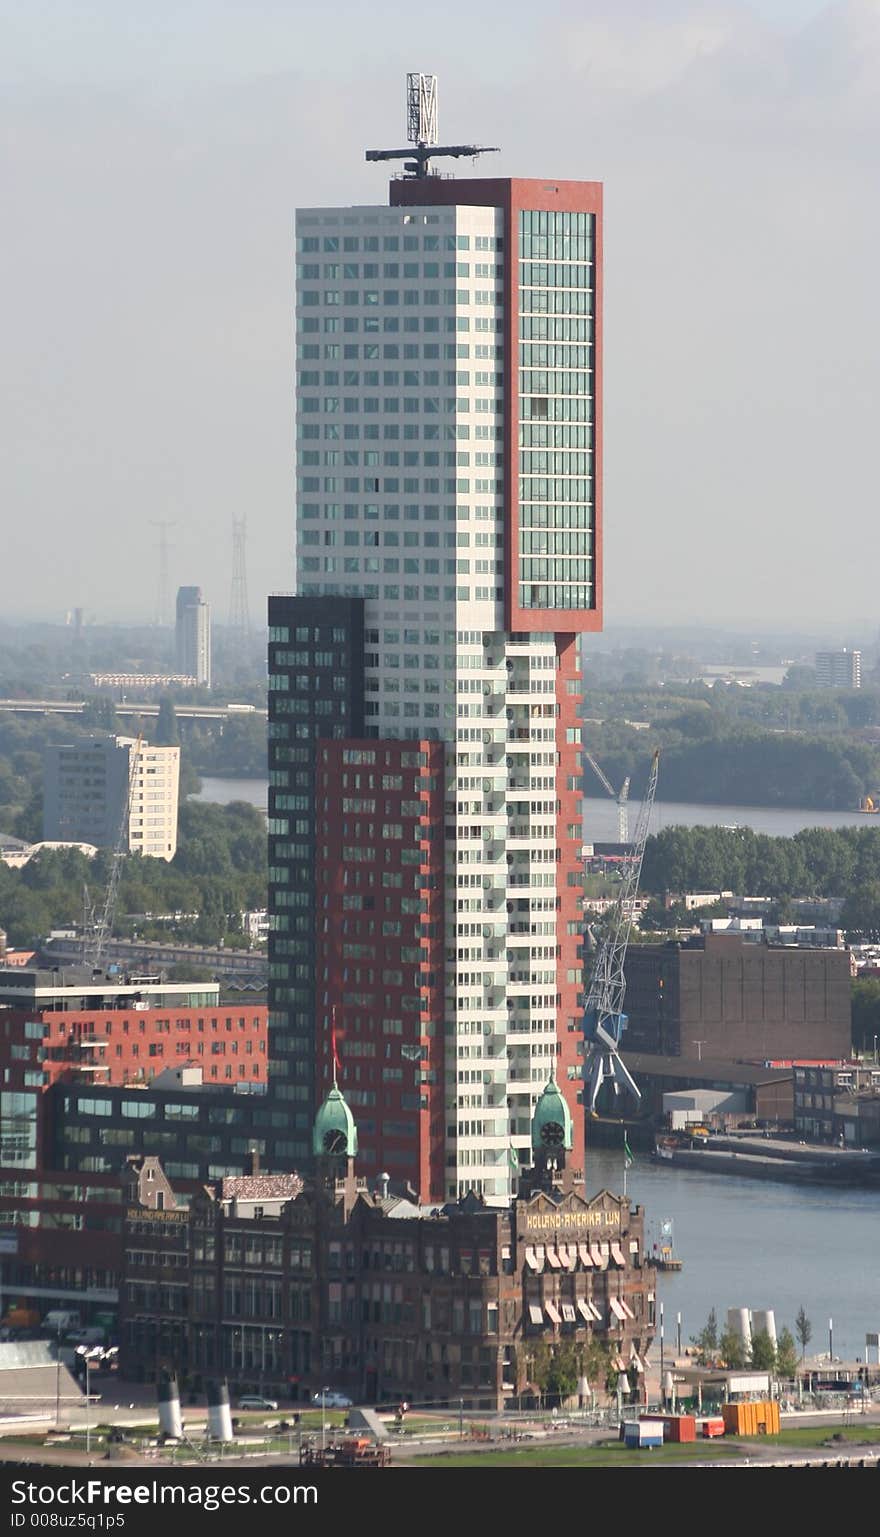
[85,1358,91,1458]
[321,1386,328,1453]
[659,1302,665,1402]
[873,1035,878,1065]
[55,1322,62,1427]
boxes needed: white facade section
[295,201,569,1200]
[126,739,181,861]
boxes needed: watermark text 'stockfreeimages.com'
[10,1480,317,1517]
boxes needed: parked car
[237,1395,279,1411]
[312,1391,353,1409]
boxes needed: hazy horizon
[2,0,878,627]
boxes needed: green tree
[545,1343,582,1404]
[13,786,42,843]
[841,882,880,936]
[795,1306,813,1360]
[776,1327,799,1380]
[80,697,119,731]
[719,1327,748,1369]
[691,1308,718,1366]
[851,978,880,1052]
[155,697,180,747]
[749,1329,776,1372]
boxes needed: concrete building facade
[43,736,180,861]
[815,649,861,689]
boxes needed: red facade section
[554,636,586,1151]
[0,1007,268,1088]
[391,176,603,635]
[315,740,445,1202]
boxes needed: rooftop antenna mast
[366,72,499,180]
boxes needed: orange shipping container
[721,1401,780,1436]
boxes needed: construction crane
[584,751,631,843]
[82,733,143,974]
[582,749,660,1114]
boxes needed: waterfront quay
[655,1129,880,1187]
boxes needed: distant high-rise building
[175,586,212,687]
[43,736,180,861]
[815,648,861,688]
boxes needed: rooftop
[627,1052,794,1086]
[220,1174,304,1203]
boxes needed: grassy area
[771,1424,880,1449]
[412,1419,880,1467]
[413,1439,741,1467]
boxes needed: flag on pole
[623,1132,634,1170]
[509,1144,520,1174]
[330,1006,342,1080]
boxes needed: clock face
[323,1129,347,1155]
[540,1120,565,1147]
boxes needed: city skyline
[2,1,879,624]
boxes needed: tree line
[640,823,880,906]
[691,1306,812,1379]
[0,800,266,951]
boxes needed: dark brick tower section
[267,596,365,1167]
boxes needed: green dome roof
[313,1084,358,1159]
[531,1070,573,1154]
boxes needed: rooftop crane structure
[82,733,143,974]
[584,751,631,843]
[365,72,499,180]
[583,750,660,1114]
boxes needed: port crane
[584,752,631,843]
[82,733,143,973]
[582,749,659,1114]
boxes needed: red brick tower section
[315,739,445,1202]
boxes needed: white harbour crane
[583,750,660,1114]
[584,751,631,843]
[82,733,143,973]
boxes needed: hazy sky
[2,0,878,629]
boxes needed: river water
[193,776,269,813]
[195,775,877,1358]
[586,1147,877,1363]
[193,778,879,841]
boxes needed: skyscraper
[271,114,601,1201]
[175,586,212,688]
